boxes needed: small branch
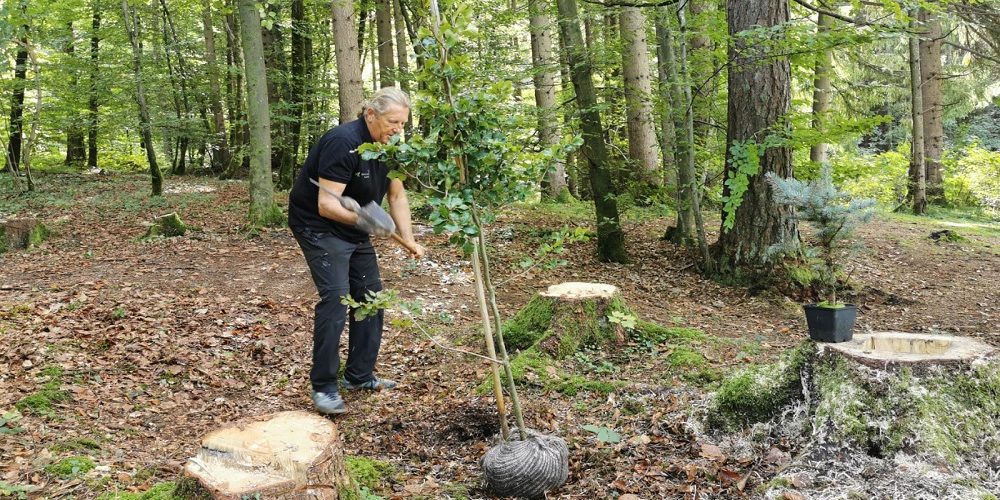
[404,313,504,365]
[942,40,1000,65]
[579,0,680,6]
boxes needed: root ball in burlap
[481,429,569,498]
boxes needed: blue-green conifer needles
[767,166,875,306]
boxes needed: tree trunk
[158,0,188,175]
[908,13,927,215]
[287,0,308,186]
[262,3,293,186]
[184,411,357,498]
[333,0,364,122]
[87,7,101,171]
[715,0,796,276]
[659,9,691,243]
[203,1,232,174]
[5,35,28,174]
[654,9,676,187]
[238,0,278,225]
[376,0,395,87]
[556,0,627,263]
[809,12,833,165]
[122,0,163,197]
[919,9,944,203]
[689,0,716,157]
[620,7,661,194]
[65,23,87,167]
[225,5,249,179]
[393,0,410,96]
[529,0,567,200]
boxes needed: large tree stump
[143,212,187,238]
[183,411,357,499]
[503,282,628,358]
[708,332,999,498]
[0,218,49,253]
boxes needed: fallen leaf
[699,443,726,462]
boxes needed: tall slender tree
[908,11,927,215]
[122,0,163,196]
[87,3,101,171]
[654,9,676,186]
[529,0,567,200]
[810,12,833,165]
[556,0,627,263]
[620,7,660,194]
[715,0,797,275]
[238,0,279,224]
[65,23,87,166]
[393,0,410,95]
[6,32,28,175]
[376,0,395,87]
[333,0,364,122]
[202,0,231,174]
[919,9,944,202]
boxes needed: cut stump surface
[183,410,354,499]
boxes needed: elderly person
[288,87,424,415]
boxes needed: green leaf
[581,424,621,443]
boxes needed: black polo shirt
[288,119,390,242]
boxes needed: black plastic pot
[803,304,857,343]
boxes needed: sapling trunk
[471,243,511,441]
[474,209,527,440]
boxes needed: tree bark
[908,13,927,215]
[87,7,100,171]
[288,0,308,185]
[5,35,28,174]
[159,0,191,175]
[620,7,661,193]
[715,0,797,276]
[122,0,163,197]
[225,4,249,179]
[64,23,87,167]
[376,0,395,87]
[919,9,944,202]
[809,12,833,165]
[393,0,410,96]
[529,0,567,200]
[333,0,364,122]
[238,0,278,224]
[556,0,627,263]
[654,9,676,187]
[202,1,232,174]
[261,2,294,187]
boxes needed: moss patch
[15,366,69,416]
[97,482,179,500]
[143,213,188,239]
[45,456,95,479]
[480,347,623,396]
[633,320,706,344]
[706,342,814,430]
[51,437,101,453]
[0,219,49,253]
[345,455,395,492]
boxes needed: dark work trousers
[292,226,384,394]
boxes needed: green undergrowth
[706,341,815,430]
[345,455,395,499]
[97,482,179,500]
[51,437,101,453]
[15,365,69,417]
[45,456,95,479]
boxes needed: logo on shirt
[355,169,371,180]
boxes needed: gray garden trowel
[309,178,422,257]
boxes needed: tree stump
[0,218,49,253]
[709,332,1000,498]
[503,282,628,359]
[144,212,187,238]
[183,411,357,499]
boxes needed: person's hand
[406,242,426,259]
[337,195,361,213]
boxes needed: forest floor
[1,173,998,499]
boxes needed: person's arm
[317,178,360,225]
[386,179,425,258]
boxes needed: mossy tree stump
[183,411,357,499]
[708,332,999,498]
[503,282,629,359]
[0,218,49,253]
[144,212,187,238]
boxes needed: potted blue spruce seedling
[766,165,875,342]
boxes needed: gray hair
[361,87,411,116]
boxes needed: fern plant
[766,165,875,306]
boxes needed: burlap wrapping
[481,429,569,498]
